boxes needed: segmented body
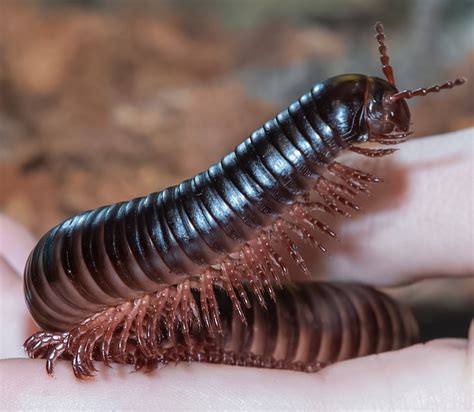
[23,22,464,378]
[25,282,419,377]
[145,282,419,371]
[24,74,383,332]
[189,282,418,371]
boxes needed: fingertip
[0,214,36,277]
[2,339,470,410]
[0,258,32,359]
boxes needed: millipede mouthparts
[23,22,465,379]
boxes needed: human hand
[1,128,473,410]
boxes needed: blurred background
[1,0,473,234]
[0,1,473,338]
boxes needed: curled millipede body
[23,23,465,378]
[24,282,419,377]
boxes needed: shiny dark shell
[25,74,396,331]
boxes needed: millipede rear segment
[23,23,464,378]
[24,282,419,378]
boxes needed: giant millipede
[23,23,465,379]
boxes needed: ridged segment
[215,282,418,365]
[23,280,419,375]
[24,76,370,331]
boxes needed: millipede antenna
[391,77,466,101]
[374,22,395,86]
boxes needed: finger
[0,214,36,278]
[307,128,474,286]
[1,337,470,411]
[0,257,32,359]
[0,215,37,357]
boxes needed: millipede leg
[148,345,329,373]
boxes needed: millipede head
[367,22,466,137]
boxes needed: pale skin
[1,128,473,410]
